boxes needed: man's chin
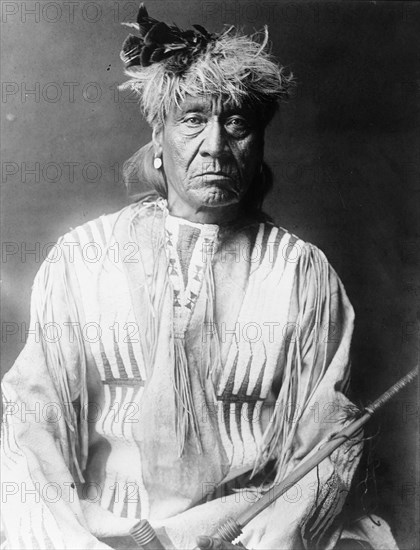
[193,187,240,208]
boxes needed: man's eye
[184,115,205,127]
[225,117,249,135]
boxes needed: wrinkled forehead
[166,93,258,119]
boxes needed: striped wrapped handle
[130,519,165,550]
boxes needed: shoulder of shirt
[50,199,164,265]
[56,203,141,249]
[259,219,331,268]
[264,222,344,298]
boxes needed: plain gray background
[1,1,419,548]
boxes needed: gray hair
[120,27,294,128]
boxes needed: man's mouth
[196,172,235,179]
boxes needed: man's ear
[152,126,163,157]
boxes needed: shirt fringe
[252,244,332,483]
[33,239,88,482]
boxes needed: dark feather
[121,34,144,50]
[121,4,218,72]
[192,24,212,39]
[180,30,196,43]
[137,3,158,37]
[120,34,143,65]
[144,22,179,46]
[137,2,148,23]
[149,47,167,63]
[140,44,156,66]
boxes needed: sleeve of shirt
[1,236,112,550]
[240,242,363,550]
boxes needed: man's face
[154,95,264,214]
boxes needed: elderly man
[1,5,397,550]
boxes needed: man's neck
[166,197,241,225]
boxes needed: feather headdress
[119,4,295,126]
[121,3,219,74]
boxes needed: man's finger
[196,535,217,549]
[195,535,245,550]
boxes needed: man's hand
[195,536,247,549]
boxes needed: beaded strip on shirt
[164,216,219,339]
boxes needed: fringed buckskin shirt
[2,198,367,549]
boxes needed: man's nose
[199,118,230,158]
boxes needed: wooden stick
[216,367,418,542]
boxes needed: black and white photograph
[1,1,419,549]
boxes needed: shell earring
[154,156,162,170]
